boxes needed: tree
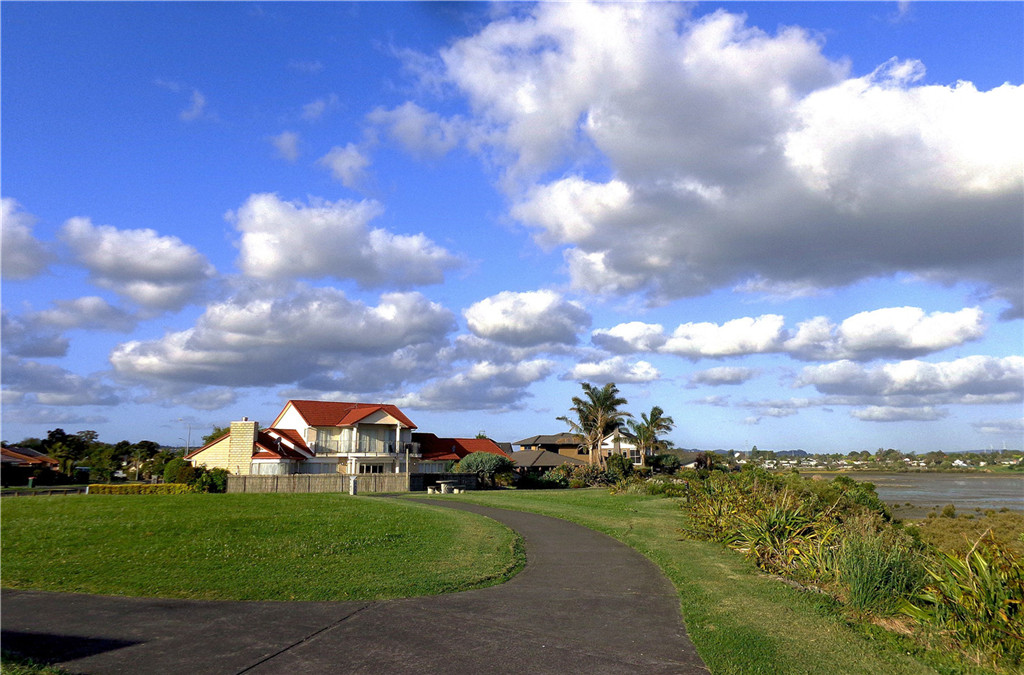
[43,429,86,475]
[626,405,675,467]
[202,425,231,446]
[129,440,161,480]
[557,382,632,468]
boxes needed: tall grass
[903,534,1024,668]
[839,519,925,616]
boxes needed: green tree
[626,405,675,467]
[202,425,231,446]
[558,382,631,468]
[43,429,87,475]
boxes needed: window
[358,464,384,474]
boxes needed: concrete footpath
[2,500,708,674]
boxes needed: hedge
[88,483,195,495]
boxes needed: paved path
[2,500,708,674]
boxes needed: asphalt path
[2,499,708,674]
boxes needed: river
[807,472,1024,513]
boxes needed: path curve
[2,500,708,674]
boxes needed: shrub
[941,503,957,518]
[839,520,925,616]
[651,453,682,474]
[192,467,229,493]
[89,483,195,495]
[903,535,1024,667]
[453,452,515,476]
[163,458,188,484]
[606,453,634,482]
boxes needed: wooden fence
[227,473,477,494]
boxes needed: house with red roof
[186,400,421,476]
[412,433,511,472]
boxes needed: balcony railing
[312,440,420,457]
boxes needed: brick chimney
[228,417,259,474]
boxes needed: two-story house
[186,399,420,476]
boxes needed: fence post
[350,476,358,496]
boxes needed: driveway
[2,500,708,674]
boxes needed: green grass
[0,493,523,601]
[429,488,942,675]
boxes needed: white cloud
[368,102,462,158]
[110,286,456,389]
[972,418,1024,436]
[1,311,68,358]
[229,193,460,287]
[270,131,300,162]
[430,3,1023,313]
[60,217,214,311]
[592,321,666,353]
[851,406,949,422]
[2,354,119,406]
[2,198,52,279]
[32,297,137,332]
[595,306,987,362]
[663,315,786,358]
[395,359,555,411]
[796,355,1024,400]
[564,357,659,384]
[689,366,760,386]
[301,93,339,121]
[318,143,370,188]
[464,290,591,346]
[785,306,985,361]
[180,89,208,121]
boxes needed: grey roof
[513,433,580,447]
[511,449,588,469]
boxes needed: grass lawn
[0,493,523,602]
[428,489,945,675]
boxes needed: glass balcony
[312,440,420,457]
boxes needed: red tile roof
[413,433,510,462]
[185,428,310,461]
[279,400,417,429]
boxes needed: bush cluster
[626,468,1023,670]
[88,483,195,495]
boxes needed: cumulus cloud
[270,131,300,162]
[785,306,985,361]
[795,355,1024,401]
[229,193,460,287]
[594,306,987,362]
[464,290,591,347]
[689,366,760,386]
[2,354,119,406]
[368,102,463,158]
[318,143,370,188]
[972,418,1024,436]
[110,286,456,389]
[1,311,68,358]
[564,356,659,384]
[395,359,555,411]
[2,198,52,279]
[60,218,214,311]
[430,3,1023,312]
[31,297,137,333]
[663,315,787,358]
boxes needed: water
[819,472,1024,512]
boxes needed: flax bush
[903,534,1024,668]
[838,516,925,616]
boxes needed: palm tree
[627,406,675,467]
[558,382,632,468]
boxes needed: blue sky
[2,2,1022,453]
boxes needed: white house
[186,400,420,476]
